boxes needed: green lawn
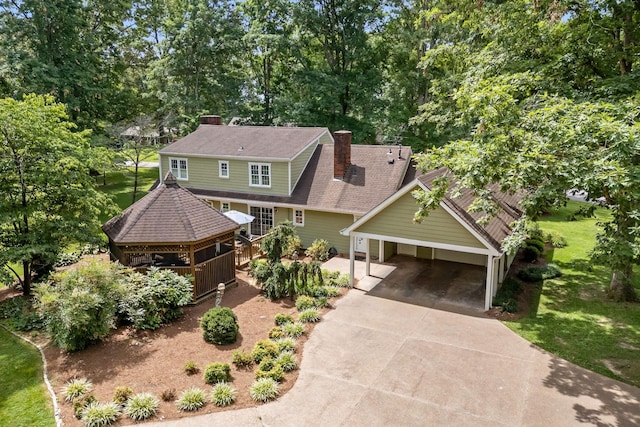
[505,201,640,387]
[0,327,54,427]
[96,167,160,222]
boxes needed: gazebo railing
[194,251,235,299]
[235,235,265,267]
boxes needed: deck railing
[194,250,236,299]
[235,235,265,267]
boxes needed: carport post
[484,254,494,311]
[349,235,355,288]
[365,239,370,277]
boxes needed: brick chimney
[200,115,223,125]
[333,130,352,180]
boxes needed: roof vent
[387,148,395,164]
[398,144,402,160]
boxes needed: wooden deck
[235,235,265,267]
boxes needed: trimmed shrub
[305,239,330,261]
[517,264,562,282]
[525,238,545,253]
[176,388,207,411]
[493,278,522,313]
[322,269,340,281]
[282,322,305,338]
[268,326,285,339]
[322,286,341,298]
[72,395,97,419]
[274,312,294,326]
[210,382,237,407]
[35,261,124,351]
[63,378,93,402]
[276,351,298,372]
[112,386,133,405]
[117,267,192,330]
[255,358,285,382]
[203,362,231,384]
[160,389,176,402]
[284,235,302,258]
[275,337,296,353]
[522,245,541,262]
[295,295,315,311]
[232,350,254,368]
[200,307,239,345]
[313,296,329,308]
[184,360,199,375]
[252,339,279,362]
[298,308,321,323]
[249,378,280,403]
[124,393,159,421]
[335,274,351,288]
[81,402,120,427]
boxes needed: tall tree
[412,0,640,301]
[0,95,115,296]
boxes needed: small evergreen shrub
[282,322,305,338]
[323,286,341,297]
[124,393,159,421]
[313,296,329,308]
[322,268,340,281]
[305,239,330,261]
[200,307,239,345]
[72,395,97,419]
[284,235,302,258]
[210,382,237,407]
[492,278,522,313]
[517,264,562,282]
[276,351,298,372]
[298,308,320,323]
[252,339,279,362]
[274,312,294,326]
[176,388,207,411]
[81,402,120,427]
[335,274,351,288]
[112,386,133,405]
[232,350,254,368]
[275,337,296,353]
[522,245,541,262]
[249,378,280,403]
[160,389,176,402]
[63,378,93,402]
[203,362,231,384]
[184,360,199,375]
[255,359,285,382]
[524,238,545,253]
[295,295,315,311]
[268,326,285,339]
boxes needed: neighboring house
[157,115,413,257]
[156,115,524,310]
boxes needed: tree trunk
[22,261,31,297]
[609,268,638,302]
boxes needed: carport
[340,169,523,311]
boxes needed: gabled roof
[103,172,239,244]
[158,125,331,161]
[190,144,414,215]
[341,167,524,253]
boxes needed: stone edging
[0,324,63,427]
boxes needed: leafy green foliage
[0,296,44,332]
[274,312,294,326]
[249,378,279,403]
[73,395,97,420]
[112,386,133,406]
[183,360,199,375]
[545,231,567,248]
[232,350,254,368]
[203,362,231,384]
[282,322,305,338]
[35,261,123,351]
[524,239,545,253]
[298,308,321,323]
[276,351,298,372]
[200,307,239,345]
[251,339,279,363]
[81,402,120,427]
[274,337,296,354]
[492,278,523,313]
[268,326,285,339]
[522,246,541,263]
[210,382,237,407]
[305,239,329,261]
[117,268,193,330]
[517,264,562,283]
[124,393,159,421]
[63,378,93,402]
[175,388,207,412]
[261,221,298,263]
[295,295,315,311]
[255,358,284,382]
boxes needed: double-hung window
[249,163,271,187]
[219,160,229,178]
[169,157,188,180]
[294,209,304,226]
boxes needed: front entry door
[355,236,367,253]
[249,207,273,236]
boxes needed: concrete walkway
[148,261,640,427]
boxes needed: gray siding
[160,154,289,196]
[356,189,485,249]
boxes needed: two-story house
[157,115,413,257]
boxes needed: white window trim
[293,209,305,227]
[248,162,271,188]
[219,160,229,179]
[220,201,230,213]
[169,157,188,180]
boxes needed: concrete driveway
[148,289,640,427]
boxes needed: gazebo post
[189,243,196,301]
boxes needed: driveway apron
[147,289,640,427]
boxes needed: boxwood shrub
[200,307,239,345]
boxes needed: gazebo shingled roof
[103,172,239,244]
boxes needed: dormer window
[169,157,188,180]
[219,160,229,178]
[249,163,271,187]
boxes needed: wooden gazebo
[102,172,239,302]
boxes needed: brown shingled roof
[102,173,239,244]
[417,168,525,251]
[189,144,414,215]
[158,125,330,160]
